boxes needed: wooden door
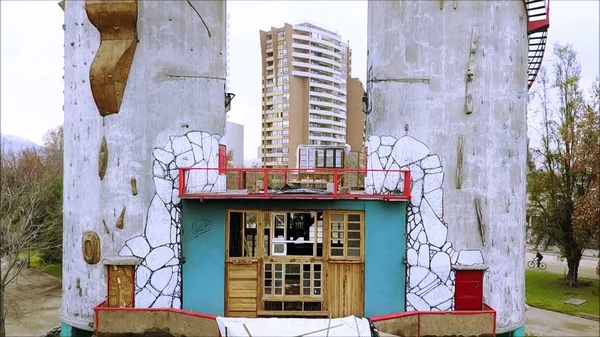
[225,211,261,317]
[226,262,258,317]
[324,211,365,317]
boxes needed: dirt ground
[4,266,62,336]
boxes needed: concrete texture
[526,306,600,336]
[367,0,528,334]
[4,267,62,336]
[62,0,226,331]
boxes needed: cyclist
[536,251,544,267]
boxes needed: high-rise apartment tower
[259,22,365,168]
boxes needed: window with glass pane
[264,262,322,298]
[335,149,344,168]
[308,148,316,168]
[299,148,309,169]
[347,214,361,257]
[329,214,345,257]
[325,149,334,167]
[316,150,325,167]
[328,213,363,259]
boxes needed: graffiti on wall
[366,135,485,311]
[118,131,224,308]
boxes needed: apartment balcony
[291,61,341,78]
[292,24,343,44]
[308,80,345,95]
[292,70,343,85]
[308,117,345,128]
[291,43,340,59]
[310,90,347,104]
[292,33,343,52]
[291,51,340,68]
[309,99,345,111]
[178,167,411,201]
[309,127,345,136]
[308,134,344,144]
[309,108,346,120]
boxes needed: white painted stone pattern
[62,0,227,330]
[119,131,225,308]
[366,135,484,311]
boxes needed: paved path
[526,306,600,336]
[525,251,599,279]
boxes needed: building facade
[225,121,244,167]
[259,22,365,169]
[62,1,549,336]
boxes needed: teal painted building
[180,199,407,318]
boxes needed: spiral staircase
[524,0,551,90]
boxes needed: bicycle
[527,258,547,270]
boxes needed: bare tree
[0,149,53,337]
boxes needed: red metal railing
[178,167,411,201]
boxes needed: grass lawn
[526,269,599,317]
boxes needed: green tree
[527,44,599,286]
[572,79,600,277]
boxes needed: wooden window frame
[325,211,365,262]
[225,209,364,317]
[264,211,322,258]
[315,148,345,169]
[225,210,262,260]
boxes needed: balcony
[178,167,411,201]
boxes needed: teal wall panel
[364,201,407,316]
[181,199,407,317]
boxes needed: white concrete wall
[225,121,244,167]
[367,0,528,333]
[62,0,226,330]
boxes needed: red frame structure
[93,301,496,337]
[178,167,411,201]
[370,304,497,337]
[93,301,218,336]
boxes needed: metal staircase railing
[524,0,551,90]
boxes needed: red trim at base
[93,301,495,337]
[370,303,497,336]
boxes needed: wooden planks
[226,263,258,317]
[325,263,364,317]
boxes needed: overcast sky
[1,1,598,161]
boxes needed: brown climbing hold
[116,207,126,229]
[85,0,138,116]
[98,136,108,180]
[130,177,138,196]
[82,231,101,264]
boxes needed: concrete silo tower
[366,0,549,335]
[60,0,227,335]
